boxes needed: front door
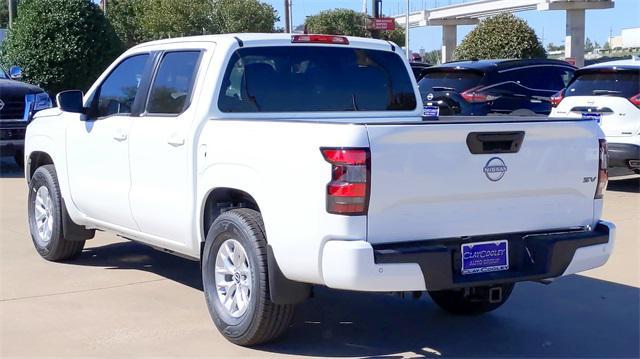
[66,53,151,229]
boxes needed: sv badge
[583,177,597,183]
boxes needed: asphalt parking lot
[1,155,638,358]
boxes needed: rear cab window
[418,69,484,96]
[217,46,417,113]
[565,69,640,98]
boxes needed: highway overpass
[393,0,614,66]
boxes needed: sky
[263,0,640,52]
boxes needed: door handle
[113,129,127,141]
[168,133,185,147]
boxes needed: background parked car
[551,58,640,176]
[0,66,52,168]
[410,62,432,82]
[418,59,576,116]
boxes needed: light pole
[8,0,17,28]
[284,0,290,33]
[405,0,410,57]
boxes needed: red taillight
[629,92,640,108]
[321,148,370,215]
[550,89,565,108]
[291,34,349,45]
[595,139,608,199]
[460,86,499,103]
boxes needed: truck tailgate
[365,120,601,244]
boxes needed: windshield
[0,68,8,79]
[565,70,640,98]
[218,46,417,112]
[418,69,483,96]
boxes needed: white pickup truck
[24,33,615,346]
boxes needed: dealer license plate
[422,105,440,118]
[461,240,509,275]
[582,112,602,124]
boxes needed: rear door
[365,120,600,244]
[128,49,204,245]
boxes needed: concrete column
[442,24,457,63]
[565,9,586,67]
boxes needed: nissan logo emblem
[483,157,508,182]
[426,93,434,101]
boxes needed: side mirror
[56,90,85,114]
[9,66,23,80]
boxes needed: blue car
[418,59,576,116]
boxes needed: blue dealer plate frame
[461,240,509,275]
[582,112,602,124]
[423,105,440,118]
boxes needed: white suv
[551,58,640,176]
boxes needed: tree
[137,0,214,40]
[305,8,368,38]
[423,49,441,65]
[107,0,279,48]
[454,13,546,60]
[585,37,594,53]
[603,41,611,51]
[304,8,405,45]
[210,0,278,34]
[0,0,123,94]
[108,0,146,48]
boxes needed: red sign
[369,18,396,31]
[564,57,576,66]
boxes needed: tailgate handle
[466,131,525,154]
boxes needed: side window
[508,68,542,90]
[147,51,201,115]
[96,54,149,118]
[553,67,575,88]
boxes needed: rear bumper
[321,221,615,292]
[608,143,640,172]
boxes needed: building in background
[608,27,640,50]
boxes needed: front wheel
[28,165,85,261]
[202,208,294,346]
[428,283,515,315]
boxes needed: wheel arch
[200,187,261,245]
[27,151,54,181]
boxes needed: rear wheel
[202,208,294,346]
[428,283,515,315]
[28,165,85,261]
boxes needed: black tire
[428,283,515,315]
[14,150,24,169]
[202,208,294,346]
[28,165,85,261]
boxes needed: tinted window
[0,68,7,79]
[418,70,483,96]
[218,46,416,112]
[515,66,575,91]
[565,70,640,98]
[96,54,149,118]
[147,51,200,114]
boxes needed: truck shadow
[75,241,639,358]
[0,156,23,178]
[607,177,640,194]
